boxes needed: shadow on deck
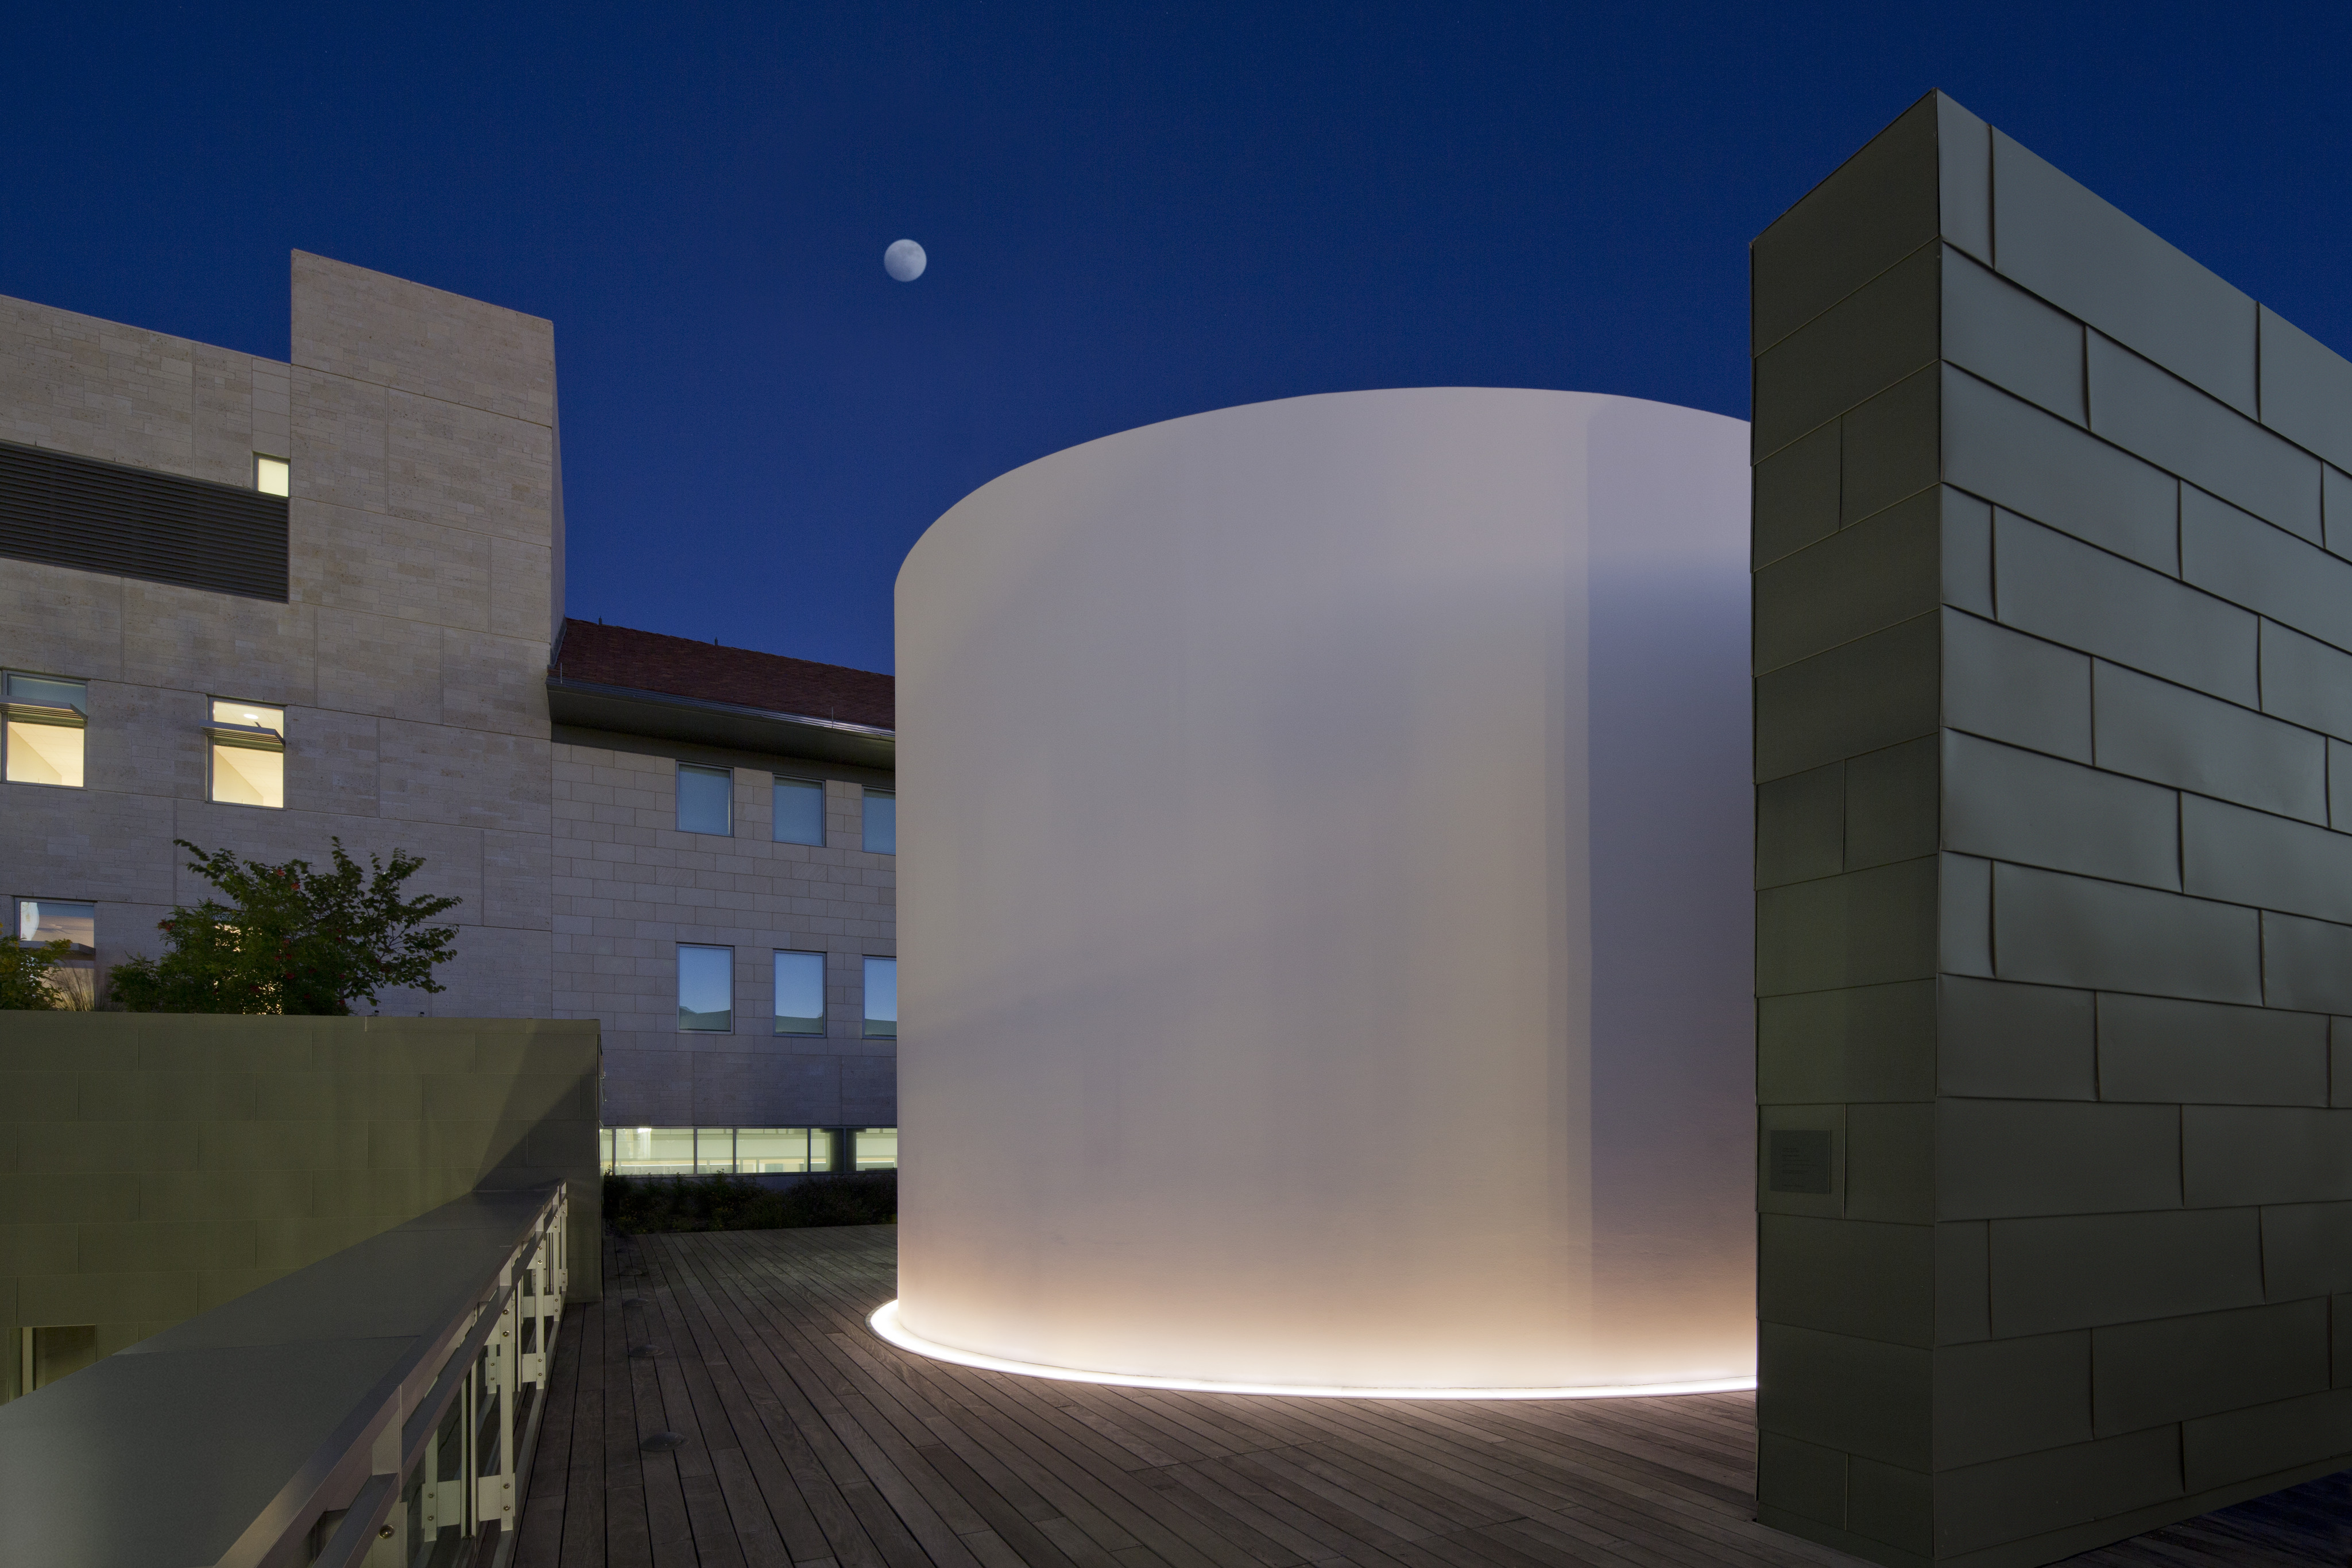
[514,1228,2352,1568]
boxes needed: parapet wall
[0,1012,599,1403]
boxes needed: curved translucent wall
[895,389,1753,1392]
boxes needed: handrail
[0,1181,571,1568]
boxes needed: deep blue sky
[5,3,2348,673]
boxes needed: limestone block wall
[1754,91,2352,1567]
[0,1013,599,1405]
[552,733,896,1127]
[0,253,558,1017]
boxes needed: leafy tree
[0,938,72,1011]
[111,839,461,1015]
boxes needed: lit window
[254,455,289,496]
[207,699,285,808]
[737,1128,815,1174]
[16,898,96,1009]
[854,1127,898,1170]
[3,673,87,788]
[608,1127,696,1175]
[774,950,826,1035]
[862,788,896,854]
[677,943,733,1032]
[677,764,733,835]
[863,956,897,1039]
[774,777,825,846]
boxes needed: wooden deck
[513,1226,2352,1568]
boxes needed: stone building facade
[0,254,895,1165]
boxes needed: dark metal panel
[2092,337,2323,543]
[2099,655,2327,824]
[2097,994,2328,1108]
[2258,304,2352,473]
[1943,249,2086,426]
[1994,512,2256,707]
[1939,976,2096,1102]
[0,438,288,601]
[1990,862,2260,1004]
[1945,368,2178,574]
[1992,127,2258,416]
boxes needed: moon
[884,239,927,282]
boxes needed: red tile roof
[551,619,894,730]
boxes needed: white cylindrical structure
[893,388,1753,1394]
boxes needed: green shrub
[0,938,72,1010]
[110,839,459,1015]
[602,1169,898,1234]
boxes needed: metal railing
[0,1182,571,1568]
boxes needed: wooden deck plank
[498,1226,2352,1568]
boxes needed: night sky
[5,3,2348,673]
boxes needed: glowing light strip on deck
[867,1302,1754,1401]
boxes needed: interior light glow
[868,1302,1755,1401]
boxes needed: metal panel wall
[0,437,288,601]
[1754,91,2352,1567]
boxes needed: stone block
[288,366,387,513]
[0,557,125,682]
[293,500,491,633]
[386,389,554,545]
[292,251,555,427]
[313,608,442,723]
[379,719,551,833]
[121,580,315,705]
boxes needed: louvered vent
[0,438,288,601]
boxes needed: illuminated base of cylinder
[867,1302,1755,1401]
